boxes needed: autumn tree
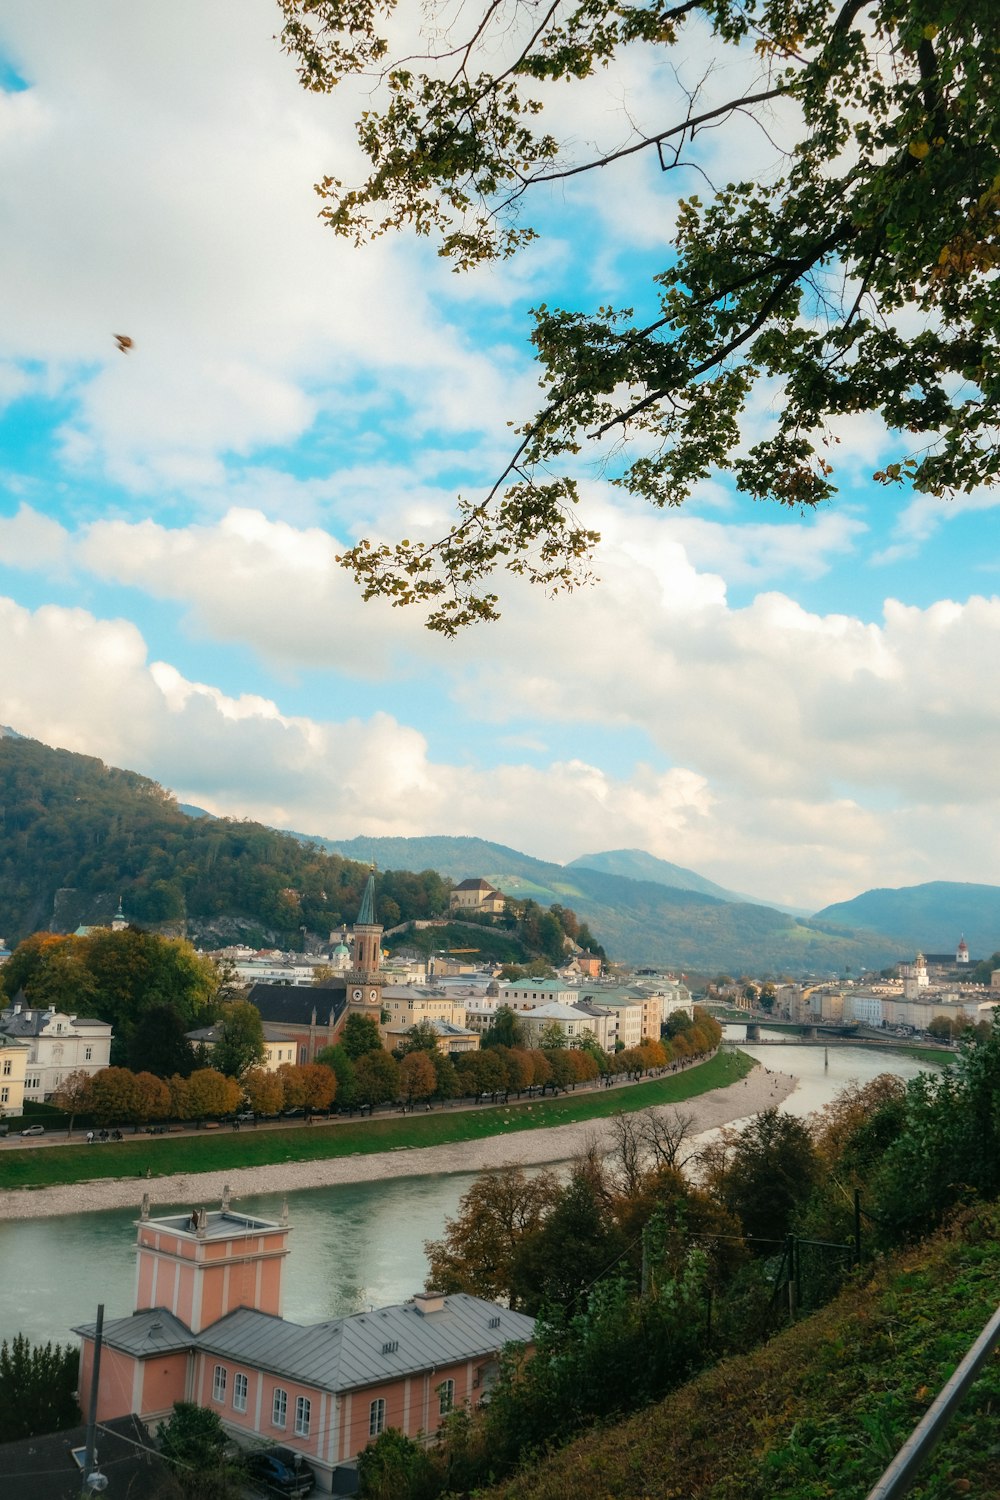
[88,1066,143,1127]
[50,1069,93,1134]
[179,1068,241,1121]
[241,1065,286,1116]
[425,1165,561,1306]
[399,1049,438,1106]
[281,0,1000,632]
[278,1061,337,1111]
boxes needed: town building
[498,979,580,1011]
[75,1199,534,1495]
[243,985,348,1066]
[0,1002,112,1102]
[448,879,508,916]
[517,1000,615,1051]
[0,1033,29,1119]
[185,1020,300,1071]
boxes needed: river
[2,1035,944,1349]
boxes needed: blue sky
[0,1,998,914]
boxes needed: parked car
[243,1448,314,1496]
[20,1124,45,1136]
[235,1111,255,1124]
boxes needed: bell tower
[346,867,384,1022]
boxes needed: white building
[499,980,580,1011]
[0,1003,112,1102]
[518,1001,614,1051]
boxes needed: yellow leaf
[909,140,931,159]
[922,24,939,39]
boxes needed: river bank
[0,1059,795,1221]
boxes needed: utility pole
[81,1304,107,1497]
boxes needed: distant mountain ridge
[565,848,812,916]
[814,882,1000,958]
[320,834,902,973]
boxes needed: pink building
[76,1197,534,1494]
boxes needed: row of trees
[53,1061,336,1128]
[357,1015,1000,1497]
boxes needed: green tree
[341,1012,384,1059]
[0,1334,79,1442]
[357,1427,439,1500]
[353,1048,400,1107]
[281,1,1000,632]
[316,1042,357,1107]
[397,1019,442,1055]
[481,1004,525,1050]
[210,1000,267,1078]
[159,1402,243,1500]
[88,1066,143,1127]
[702,1107,822,1246]
[512,1165,623,1314]
[127,1001,197,1078]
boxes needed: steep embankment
[484,1204,1000,1499]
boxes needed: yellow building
[0,1035,29,1120]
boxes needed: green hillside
[482,1204,1000,1500]
[814,881,1000,957]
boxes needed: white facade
[0,1005,113,1101]
[518,1002,614,1051]
[499,980,580,1011]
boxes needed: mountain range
[2,730,996,975]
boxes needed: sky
[0,1,997,915]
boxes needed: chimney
[412,1291,445,1315]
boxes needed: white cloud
[2,550,999,911]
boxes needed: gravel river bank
[0,1059,795,1221]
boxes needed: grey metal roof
[73,1307,193,1356]
[196,1293,534,1394]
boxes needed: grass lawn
[0,1051,755,1192]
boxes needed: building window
[272,1388,287,1428]
[233,1372,248,1413]
[0,1088,8,1104]
[369,1398,385,1437]
[212,1365,227,1402]
[438,1379,455,1416]
[84,1047,92,1061]
[294,1396,311,1436]
[2,1058,10,1075]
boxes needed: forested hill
[0,736,451,947]
[814,881,1000,957]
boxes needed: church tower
[346,867,384,1022]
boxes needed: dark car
[20,1124,45,1136]
[244,1448,314,1496]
